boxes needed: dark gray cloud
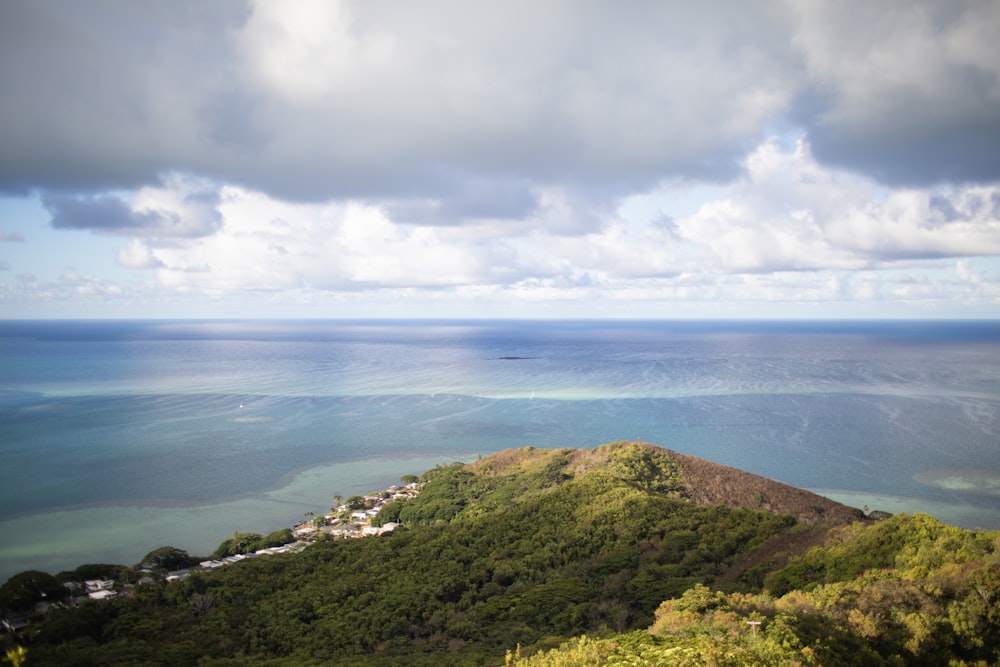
[42,187,221,237]
[1,0,998,218]
[801,93,1000,186]
[381,172,539,227]
[0,0,249,193]
[0,0,792,211]
[44,194,157,231]
[786,1,1000,186]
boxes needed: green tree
[212,532,263,559]
[373,499,404,526]
[257,527,295,550]
[0,571,69,612]
[140,546,198,571]
[58,563,127,583]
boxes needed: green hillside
[2,442,997,666]
[508,512,1000,666]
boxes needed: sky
[1,0,999,319]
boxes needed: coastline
[0,453,473,582]
[811,488,1000,531]
[6,464,1000,583]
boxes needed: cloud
[0,0,250,193]
[90,137,1000,311]
[2,1,999,317]
[786,0,1000,185]
[0,231,24,242]
[117,240,165,270]
[672,139,1000,274]
[6,270,130,305]
[129,189,525,293]
[2,0,795,212]
[2,0,996,222]
[42,174,221,237]
[381,176,539,228]
[44,194,161,232]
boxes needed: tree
[140,546,199,572]
[59,563,127,583]
[345,496,366,511]
[258,528,295,550]
[0,571,69,612]
[212,533,263,559]
[373,500,404,526]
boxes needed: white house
[87,589,116,601]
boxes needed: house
[87,589,117,601]
[293,523,318,538]
[199,560,225,570]
[254,545,289,556]
[361,522,400,537]
[2,613,30,634]
[84,579,115,593]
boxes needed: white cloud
[72,135,996,317]
[672,139,1000,274]
[117,239,165,269]
[236,0,396,104]
[132,189,530,293]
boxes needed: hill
[508,510,1000,666]
[466,442,862,525]
[2,442,997,666]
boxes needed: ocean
[1,319,998,581]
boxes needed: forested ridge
[2,442,998,666]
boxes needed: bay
[1,319,998,580]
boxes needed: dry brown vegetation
[666,447,865,526]
[468,440,864,527]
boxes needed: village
[1,479,422,633]
[167,479,421,584]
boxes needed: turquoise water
[1,319,999,580]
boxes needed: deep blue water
[1,319,998,578]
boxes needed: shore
[6,465,1000,583]
[812,489,1000,531]
[0,453,474,582]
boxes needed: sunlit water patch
[914,469,1000,496]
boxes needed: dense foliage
[4,443,998,666]
[210,529,297,560]
[510,513,1000,666]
